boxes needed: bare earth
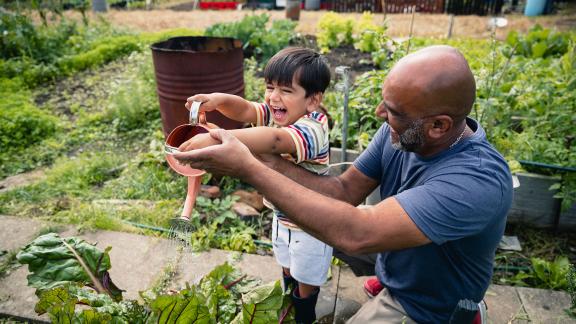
[71,5,576,40]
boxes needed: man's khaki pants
[332,250,416,323]
[347,288,416,323]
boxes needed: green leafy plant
[506,24,571,59]
[16,233,123,300]
[353,12,386,54]
[316,12,354,53]
[502,256,572,290]
[325,70,386,150]
[243,57,265,102]
[205,14,296,64]
[19,235,293,323]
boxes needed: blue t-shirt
[354,118,513,323]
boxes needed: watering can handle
[189,101,207,126]
[189,101,201,125]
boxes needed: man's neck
[417,120,471,157]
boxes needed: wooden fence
[327,0,504,15]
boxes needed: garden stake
[335,66,351,173]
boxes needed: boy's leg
[292,284,320,324]
[288,230,333,324]
[297,282,318,298]
[272,215,293,292]
[282,267,297,293]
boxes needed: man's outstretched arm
[256,153,378,206]
[174,129,430,254]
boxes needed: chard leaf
[16,233,123,300]
[34,286,77,318]
[239,281,293,323]
[149,289,211,323]
[35,284,148,323]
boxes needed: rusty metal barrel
[151,36,245,138]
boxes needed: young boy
[180,47,331,324]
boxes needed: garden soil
[63,6,576,40]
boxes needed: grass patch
[0,250,19,279]
[0,151,127,216]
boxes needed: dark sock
[291,287,319,324]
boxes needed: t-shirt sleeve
[353,124,387,181]
[251,102,273,127]
[282,112,329,163]
[395,168,506,245]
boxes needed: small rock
[233,202,260,219]
[232,190,265,211]
[199,185,220,199]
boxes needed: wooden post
[381,0,387,20]
[447,14,455,39]
[406,5,415,54]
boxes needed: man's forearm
[269,157,354,203]
[242,159,363,252]
[241,158,428,254]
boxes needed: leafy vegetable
[235,280,294,324]
[36,285,148,323]
[16,233,123,300]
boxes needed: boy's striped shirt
[252,102,330,228]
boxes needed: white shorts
[271,214,333,286]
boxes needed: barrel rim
[150,36,243,53]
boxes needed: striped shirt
[252,102,330,228]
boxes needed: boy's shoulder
[291,112,328,128]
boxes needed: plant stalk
[62,240,110,298]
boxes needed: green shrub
[57,35,142,76]
[243,57,265,102]
[316,12,354,53]
[503,257,572,290]
[0,92,60,151]
[354,12,386,53]
[205,14,296,64]
[506,24,572,59]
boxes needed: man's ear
[427,115,453,140]
[306,92,323,113]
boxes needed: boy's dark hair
[264,47,331,98]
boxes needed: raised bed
[509,172,576,230]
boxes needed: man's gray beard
[391,119,425,152]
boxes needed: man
[174,45,513,323]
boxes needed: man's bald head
[384,45,476,122]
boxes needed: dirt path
[73,7,576,40]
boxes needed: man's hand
[185,93,224,112]
[178,133,221,151]
[173,129,259,179]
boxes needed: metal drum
[151,36,245,138]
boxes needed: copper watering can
[164,101,217,220]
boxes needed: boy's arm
[229,127,296,155]
[185,93,257,124]
[178,127,296,155]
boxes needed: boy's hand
[178,133,221,152]
[173,129,258,180]
[185,93,225,112]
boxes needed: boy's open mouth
[272,107,287,121]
